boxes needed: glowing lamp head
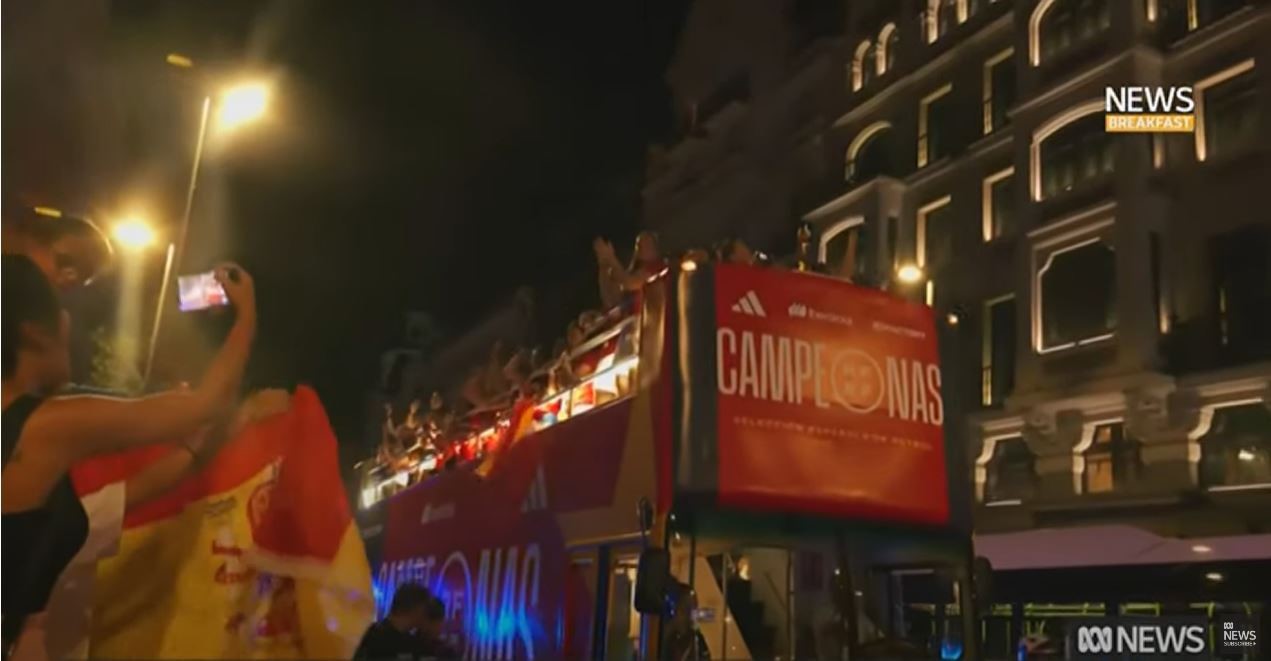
[217,82,269,131]
[111,219,156,251]
[896,263,925,284]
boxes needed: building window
[851,40,875,91]
[1200,403,1271,489]
[926,0,963,42]
[1037,238,1117,351]
[1082,422,1141,494]
[1031,0,1111,65]
[983,49,1016,134]
[1038,112,1115,199]
[981,295,1016,407]
[1195,60,1257,162]
[918,84,954,167]
[1208,226,1271,357]
[846,121,894,183]
[982,167,1016,241]
[820,218,870,281]
[985,437,1034,502]
[878,23,899,75]
[1154,0,1251,39]
[917,196,953,276]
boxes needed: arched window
[926,0,960,42]
[1032,0,1111,64]
[1081,422,1141,494]
[1200,403,1271,489]
[851,40,873,91]
[846,121,894,183]
[819,217,870,281]
[877,23,899,74]
[1039,113,1115,198]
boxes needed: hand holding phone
[177,263,254,313]
[177,271,229,311]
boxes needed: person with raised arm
[1,255,257,659]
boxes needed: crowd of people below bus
[369,224,849,493]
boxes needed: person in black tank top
[1,255,258,658]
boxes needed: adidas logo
[521,464,549,513]
[731,290,766,317]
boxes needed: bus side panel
[374,398,638,660]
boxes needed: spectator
[2,257,255,656]
[2,206,113,291]
[352,583,436,660]
[714,237,756,266]
[594,231,665,308]
[419,597,459,660]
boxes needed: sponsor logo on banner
[731,290,767,317]
[1069,618,1207,658]
[420,502,456,526]
[521,465,549,513]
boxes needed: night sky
[41,1,690,445]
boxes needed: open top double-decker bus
[357,262,980,660]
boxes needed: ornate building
[644,0,1270,641]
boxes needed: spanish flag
[70,386,374,659]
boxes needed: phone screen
[177,271,229,311]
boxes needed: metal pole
[143,95,211,388]
[142,242,176,386]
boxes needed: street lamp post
[142,55,270,387]
[143,95,209,388]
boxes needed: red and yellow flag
[71,386,374,659]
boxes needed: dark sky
[129,1,690,444]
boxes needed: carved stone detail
[1125,386,1202,442]
[1022,408,1084,457]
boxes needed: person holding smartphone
[1,256,256,660]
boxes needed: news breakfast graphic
[1104,85,1195,133]
[1067,616,1259,659]
[177,270,230,311]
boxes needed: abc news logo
[1070,616,1259,658]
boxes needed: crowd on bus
[367,223,854,496]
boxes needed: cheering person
[1,256,256,660]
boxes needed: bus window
[565,553,598,659]
[606,551,644,660]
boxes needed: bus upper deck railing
[359,297,646,509]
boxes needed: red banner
[712,264,949,525]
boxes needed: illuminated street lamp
[146,54,273,386]
[217,83,270,131]
[896,263,925,285]
[111,218,157,251]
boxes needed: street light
[217,83,269,131]
[896,263,925,285]
[145,54,273,386]
[111,218,157,251]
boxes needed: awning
[975,524,1271,570]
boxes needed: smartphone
[177,271,229,311]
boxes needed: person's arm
[34,264,256,462]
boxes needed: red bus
[357,262,982,660]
